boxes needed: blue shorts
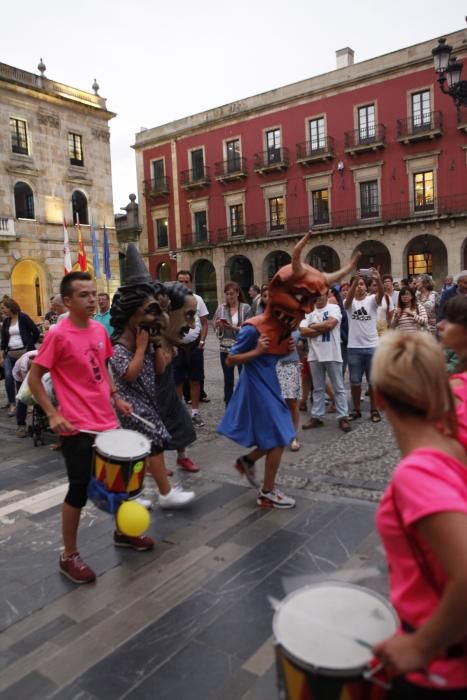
[347,347,375,386]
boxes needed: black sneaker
[192,414,205,427]
[234,456,259,488]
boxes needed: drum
[93,429,150,497]
[273,582,398,700]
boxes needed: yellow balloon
[116,501,150,537]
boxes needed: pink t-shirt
[451,372,467,450]
[33,317,118,433]
[376,448,467,689]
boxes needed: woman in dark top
[1,298,39,415]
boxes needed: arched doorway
[263,250,291,281]
[157,262,171,282]
[193,259,217,315]
[306,245,340,272]
[11,260,47,322]
[352,240,391,275]
[225,255,253,299]
[72,190,89,225]
[404,234,447,286]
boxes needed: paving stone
[0,669,57,699]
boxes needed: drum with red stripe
[93,429,150,497]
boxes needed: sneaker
[16,426,29,438]
[134,497,153,510]
[192,413,205,427]
[234,455,259,488]
[113,531,154,551]
[59,552,96,584]
[290,439,301,452]
[257,488,296,510]
[177,456,200,473]
[159,485,195,509]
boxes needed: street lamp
[432,37,467,106]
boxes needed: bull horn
[292,231,312,274]
[323,251,361,286]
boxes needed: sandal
[347,410,362,421]
[370,409,382,423]
[302,417,324,429]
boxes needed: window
[14,182,35,219]
[413,171,434,211]
[191,149,205,180]
[266,129,281,164]
[311,189,329,224]
[226,139,241,172]
[152,159,164,183]
[309,118,325,152]
[269,196,285,230]
[155,218,168,248]
[68,132,84,166]
[408,252,432,276]
[360,181,379,218]
[358,104,375,142]
[10,118,29,155]
[72,190,89,225]
[412,91,431,129]
[194,210,207,242]
[229,204,244,236]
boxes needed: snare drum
[93,429,150,497]
[273,582,398,700]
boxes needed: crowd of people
[1,252,466,696]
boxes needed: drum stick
[131,412,156,430]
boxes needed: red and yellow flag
[76,214,87,272]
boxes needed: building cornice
[133,28,466,150]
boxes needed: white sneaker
[134,497,153,510]
[159,485,195,509]
[257,488,296,509]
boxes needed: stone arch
[14,181,35,219]
[262,250,291,281]
[192,258,217,315]
[351,239,392,275]
[10,259,48,321]
[224,255,253,299]
[72,189,89,225]
[156,261,171,283]
[402,234,447,285]
[305,245,340,272]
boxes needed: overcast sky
[2,1,466,213]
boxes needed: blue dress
[218,325,295,450]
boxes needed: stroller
[29,403,52,446]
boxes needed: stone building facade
[134,29,467,313]
[0,60,117,320]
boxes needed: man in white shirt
[344,270,383,422]
[172,270,209,427]
[300,294,351,433]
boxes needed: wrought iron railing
[344,124,386,149]
[253,147,289,169]
[397,110,442,138]
[214,157,247,178]
[143,177,170,197]
[296,137,335,160]
[180,166,211,187]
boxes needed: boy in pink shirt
[29,272,152,585]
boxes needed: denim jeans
[3,354,17,405]
[220,352,242,405]
[309,360,348,419]
[347,347,375,386]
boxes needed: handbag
[8,348,27,360]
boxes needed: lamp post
[432,36,467,107]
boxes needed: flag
[76,214,87,272]
[63,218,72,274]
[103,224,111,280]
[91,222,100,278]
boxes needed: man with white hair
[437,270,467,321]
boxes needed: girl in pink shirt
[371,332,467,697]
[437,295,467,450]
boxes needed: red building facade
[134,29,467,311]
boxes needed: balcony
[296,137,335,165]
[253,147,289,174]
[214,157,248,183]
[143,176,170,199]
[457,107,467,134]
[397,111,443,144]
[216,225,247,243]
[344,125,386,155]
[180,166,211,190]
[181,230,212,247]
[0,217,15,237]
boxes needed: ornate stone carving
[37,112,60,128]
[91,128,110,143]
